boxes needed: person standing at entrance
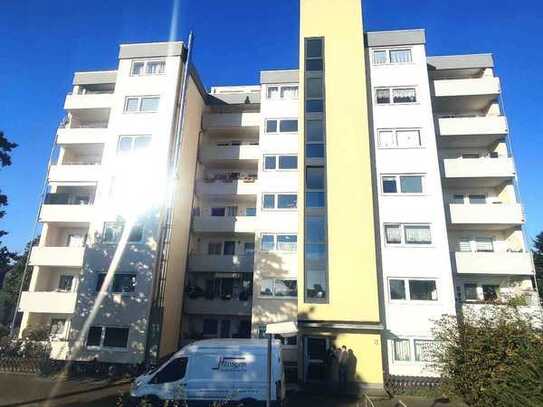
[338,345,348,389]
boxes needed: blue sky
[0,0,542,252]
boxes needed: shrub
[432,305,543,407]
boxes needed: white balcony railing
[454,252,534,275]
[188,254,255,273]
[18,291,77,314]
[196,179,258,196]
[203,112,260,130]
[39,204,94,223]
[192,216,257,234]
[443,157,514,179]
[49,164,102,183]
[438,116,508,137]
[64,93,113,110]
[449,203,524,226]
[434,77,501,98]
[57,128,109,144]
[200,145,260,162]
[29,246,85,267]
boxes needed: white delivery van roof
[173,339,280,357]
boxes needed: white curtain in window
[373,50,387,65]
[396,130,421,147]
[378,130,395,147]
[385,225,402,243]
[390,49,412,64]
[281,86,298,99]
[376,88,391,103]
[458,239,472,252]
[267,87,279,99]
[405,225,431,243]
[475,238,494,252]
[147,61,165,74]
[393,339,411,361]
[392,88,416,103]
[414,340,435,362]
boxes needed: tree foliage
[533,231,543,299]
[432,306,543,407]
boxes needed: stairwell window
[262,193,297,210]
[118,135,151,155]
[389,278,438,301]
[131,60,165,76]
[384,224,432,246]
[377,129,422,148]
[382,175,424,194]
[375,87,417,104]
[372,48,412,65]
[124,96,160,113]
[265,119,298,134]
[263,155,298,170]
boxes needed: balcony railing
[453,251,534,275]
[442,157,515,180]
[188,254,255,273]
[192,216,257,233]
[448,203,524,226]
[48,164,102,183]
[18,291,77,314]
[44,193,93,205]
[29,246,85,267]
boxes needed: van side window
[151,357,188,384]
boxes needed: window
[475,237,494,252]
[305,143,324,158]
[393,339,411,362]
[376,87,417,104]
[208,242,222,255]
[389,49,412,64]
[124,96,160,112]
[223,241,236,255]
[306,99,323,113]
[409,280,438,301]
[382,175,423,194]
[377,129,421,148]
[49,319,66,339]
[306,120,324,142]
[118,135,151,155]
[482,285,499,301]
[452,194,465,204]
[111,274,136,293]
[389,278,438,301]
[245,208,257,216]
[305,38,323,72]
[86,326,102,347]
[260,279,297,298]
[263,155,297,170]
[469,194,486,204]
[151,358,188,384]
[382,177,397,193]
[211,207,226,217]
[267,86,279,99]
[414,340,435,362]
[103,327,129,348]
[372,48,412,65]
[244,242,255,255]
[265,119,298,133]
[58,275,74,292]
[128,224,144,243]
[131,60,166,76]
[385,223,432,246]
[103,222,123,243]
[266,85,298,100]
[262,193,297,210]
[95,273,106,292]
[464,283,478,301]
[260,234,297,252]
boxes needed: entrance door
[304,336,329,382]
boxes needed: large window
[265,119,298,134]
[262,193,297,210]
[124,96,160,112]
[393,339,411,361]
[372,48,413,65]
[131,60,166,76]
[382,175,424,194]
[260,234,297,252]
[102,222,144,244]
[263,155,298,170]
[58,275,74,292]
[389,278,438,301]
[95,273,136,293]
[375,87,417,105]
[384,224,432,246]
[151,357,188,384]
[259,279,297,298]
[118,135,151,155]
[377,129,421,148]
[86,326,129,349]
[306,166,325,208]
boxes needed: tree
[533,231,543,299]
[431,306,543,407]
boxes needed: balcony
[200,144,260,164]
[442,157,515,187]
[433,77,501,113]
[39,203,94,223]
[196,179,258,197]
[18,291,77,314]
[438,116,508,147]
[64,93,113,111]
[448,203,524,228]
[49,164,102,183]
[453,252,534,275]
[57,128,109,145]
[188,254,255,273]
[183,297,252,316]
[203,112,260,132]
[29,246,85,267]
[192,216,256,234]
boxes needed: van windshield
[151,357,188,384]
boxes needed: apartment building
[15,0,539,393]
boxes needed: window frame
[374,86,418,105]
[117,135,152,155]
[376,128,423,149]
[261,193,297,210]
[130,59,166,76]
[259,233,297,252]
[371,48,413,66]
[381,174,425,195]
[85,326,129,350]
[262,154,298,171]
[266,84,299,100]
[384,223,432,247]
[123,95,160,113]
[388,277,439,302]
[264,118,299,134]
[258,278,298,299]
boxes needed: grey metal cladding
[73,71,117,85]
[207,92,261,105]
[427,54,494,70]
[260,70,299,84]
[119,42,185,59]
[365,29,426,47]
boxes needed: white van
[131,339,285,406]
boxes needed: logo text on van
[212,356,247,371]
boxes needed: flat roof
[427,54,494,70]
[119,41,185,59]
[366,29,426,47]
[260,69,299,84]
